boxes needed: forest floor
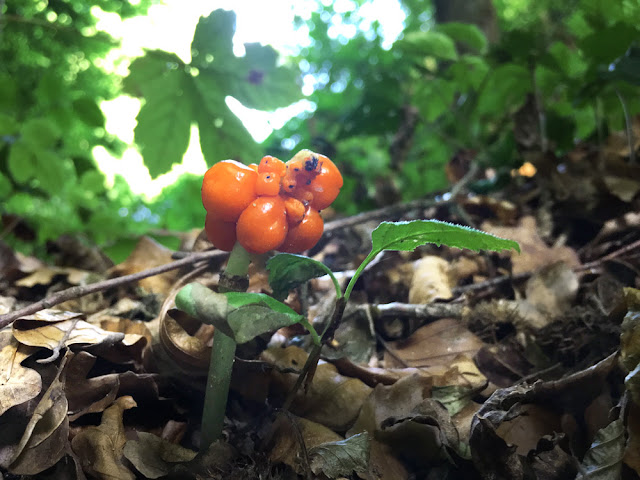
[1,129,640,479]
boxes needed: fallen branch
[0,249,226,329]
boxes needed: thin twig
[0,249,226,329]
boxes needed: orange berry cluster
[201,150,343,254]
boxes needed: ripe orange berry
[284,196,305,225]
[202,160,257,222]
[204,213,237,252]
[258,156,286,177]
[279,208,324,253]
[236,196,288,254]
[256,172,281,197]
[306,155,343,210]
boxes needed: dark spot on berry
[306,179,311,185]
[266,175,271,179]
[305,156,319,172]
[289,185,294,189]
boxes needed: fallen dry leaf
[108,236,178,296]
[482,216,580,275]
[12,309,125,360]
[6,358,68,475]
[15,266,92,288]
[262,346,372,431]
[123,432,197,479]
[385,318,485,368]
[408,256,453,304]
[71,395,137,480]
[0,330,41,416]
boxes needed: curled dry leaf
[0,330,41,416]
[123,432,197,479]
[408,256,454,304]
[71,395,138,480]
[267,414,343,475]
[6,358,68,475]
[12,309,125,359]
[261,346,372,431]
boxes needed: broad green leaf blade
[398,31,459,61]
[371,220,520,255]
[175,283,232,337]
[577,418,625,479]
[176,284,317,345]
[123,51,185,98]
[190,9,236,67]
[436,22,488,54]
[308,432,370,478]
[431,385,473,417]
[72,97,105,127]
[228,43,302,111]
[133,68,193,178]
[225,292,315,344]
[7,142,36,184]
[476,64,531,116]
[267,254,337,301]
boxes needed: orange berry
[284,196,305,225]
[306,155,343,210]
[202,160,257,222]
[279,208,324,253]
[204,213,237,252]
[258,156,286,177]
[248,163,259,172]
[256,172,281,196]
[236,196,288,254]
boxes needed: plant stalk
[200,241,250,450]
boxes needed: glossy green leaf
[175,283,318,345]
[133,68,192,178]
[267,253,338,301]
[34,151,76,194]
[371,220,520,255]
[399,31,459,61]
[437,22,488,54]
[577,418,625,479]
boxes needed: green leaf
[577,418,625,479]
[175,283,317,345]
[436,22,488,54]
[123,51,185,98]
[0,113,18,136]
[0,173,13,199]
[8,142,37,184]
[401,31,459,61]
[73,97,105,127]
[80,171,107,194]
[370,220,520,255]
[476,64,531,116]
[431,385,473,416]
[34,151,77,194]
[267,253,338,301]
[190,9,236,66]
[0,73,17,111]
[308,432,370,478]
[21,118,61,150]
[193,78,260,164]
[228,43,302,110]
[134,68,193,178]
[399,31,459,61]
[579,23,638,64]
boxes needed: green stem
[200,241,250,450]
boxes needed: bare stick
[0,249,226,328]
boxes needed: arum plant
[176,150,520,451]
